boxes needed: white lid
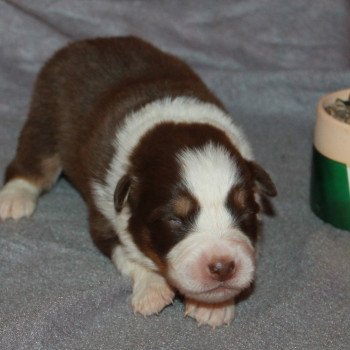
[314,89,350,166]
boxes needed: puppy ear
[248,161,277,197]
[114,174,131,212]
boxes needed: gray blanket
[1,1,349,349]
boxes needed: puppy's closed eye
[231,185,247,211]
[227,184,259,220]
[172,195,196,218]
[167,216,183,229]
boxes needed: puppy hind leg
[0,154,62,221]
[0,178,41,221]
[0,113,62,221]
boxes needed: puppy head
[115,123,276,303]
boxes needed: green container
[311,89,350,231]
[310,147,350,230]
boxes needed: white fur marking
[177,143,240,208]
[166,144,255,302]
[0,179,40,221]
[92,97,252,271]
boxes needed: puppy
[0,36,276,327]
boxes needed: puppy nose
[208,260,235,281]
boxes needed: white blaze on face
[167,143,255,303]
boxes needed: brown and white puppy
[0,36,276,327]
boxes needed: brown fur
[6,37,223,198]
[4,36,276,263]
[6,154,61,191]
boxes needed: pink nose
[208,259,235,282]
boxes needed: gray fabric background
[0,1,349,349]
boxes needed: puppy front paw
[185,299,235,328]
[132,276,175,316]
